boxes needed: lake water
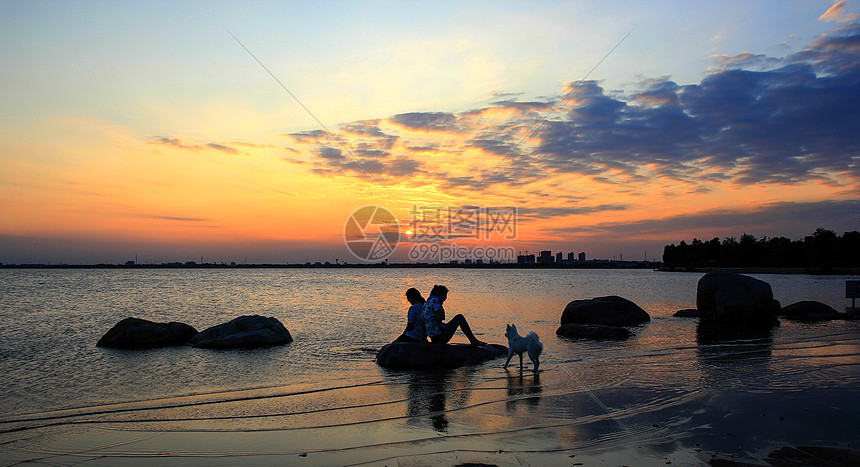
[1,268,858,466]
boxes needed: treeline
[662,228,860,269]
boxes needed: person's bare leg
[435,314,484,346]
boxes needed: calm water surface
[0,268,858,466]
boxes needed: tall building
[567,252,574,261]
[555,252,562,263]
[538,250,554,265]
[578,251,586,262]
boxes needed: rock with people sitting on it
[697,270,780,327]
[375,342,507,370]
[97,317,198,349]
[556,323,632,340]
[780,301,846,321]
[560,296,651,327]
[189,315,293,349]
[673,308,700,318]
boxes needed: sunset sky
[1,0,858,264]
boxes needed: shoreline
[0,262,658,270]
[2,263,859,275]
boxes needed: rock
[375,342,507,370]
[556,323,632,339]
[189,315,293,349]
[97,317,197,349]
[673,308,700,318]
[696,270,779,327]
[781,301,848,320]
[560,296,650,327]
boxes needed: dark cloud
[527,22,860,186]
[317,147,346,160]
[389,112,459,132]
[309,152,426,179]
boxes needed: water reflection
[696,323,774,385]
[404,369,475,433]
[505,370,542,412]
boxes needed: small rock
[190,315,293,349]
[97,317,197,349]
[781,301,846,321]
[673,308,699,318]
[561,296,650,327]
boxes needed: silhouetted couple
[396,285,485,346]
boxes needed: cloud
[518,204,628,220]
[543,200,860,238]
[134,214,211,222]
[709,52,783,71]
[820,0,859,23]
[152,137,239,155]
[280,20,859,201]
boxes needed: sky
[1,0,859,264]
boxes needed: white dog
[504,324,543,371]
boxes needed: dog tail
[527,331,540,343]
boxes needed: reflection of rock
[673,308,700,318]
[560,295,650,327]
[556,323,632,339]
[781,301,852,321]
[696,322,774,370]
[97,317,197,348]
[375,343,506,370]
[189,315,293,349]
[697,270,779,327]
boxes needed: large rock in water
[376,343,507,370]
[696,270,779,326]
[560,296,650,327]
[190,315,293,349]
[781,301,845,321]
[556,323,632,340]
[97,317,197,348]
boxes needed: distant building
[567,252,574,261]
[517,254,536,264]
[578,252,586,262]
[555,252,562,263]
[124,260,135,266]
[538,250,554,265]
